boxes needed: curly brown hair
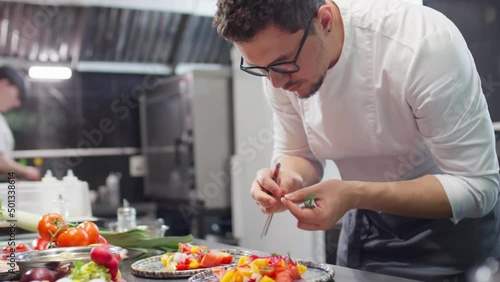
[213,0,325,43]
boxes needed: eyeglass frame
[239,14,316,77]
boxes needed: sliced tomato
[176,264,190,270]
[15,244,29,252]
[286,265,301,280]
[178,242,193,253]
[200,252,224,268]
[220,254,233,264]
[275,270,293,282]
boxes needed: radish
[90,246,113,266]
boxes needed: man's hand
[251,167,304,214]
[281,179,356,230]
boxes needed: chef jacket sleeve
[262,79,325,170]
[405,23,500,223]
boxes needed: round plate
[187,260,335,282]
[131,249,251,278]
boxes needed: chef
[0,65,41,181]
[214,0,499,281]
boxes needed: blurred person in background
[0,65,41,181]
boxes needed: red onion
[20,267,56,282]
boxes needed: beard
[296,74,326,99]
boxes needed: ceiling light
[29,66,72,80]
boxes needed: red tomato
[78,221,100,244]
[200,253,223,268]
[33,238,49,250]
[56,228,89,247]
[178,243,193,253]
[97,235,108,244]
[2,244,29,253]
[176,264,189,270]
[37,213,67,241]
[220,254,233,264]
[15,244,29,252]
[275,270,293,282]
[286,265,301,280]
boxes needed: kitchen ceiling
[0,0,232,74]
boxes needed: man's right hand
[250,167,304,214]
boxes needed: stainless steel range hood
[0,0,231,75]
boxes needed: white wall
[230,48,342,263]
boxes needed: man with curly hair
[214,0,500,281]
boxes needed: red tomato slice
[176,264,190,270]
[220,255,233,264]
[275,270,293,282]
[200,253,224,268]
[178,242,193,253]
[16,244,29,252]
[286,265,301,280]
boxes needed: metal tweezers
[260,163,281,238]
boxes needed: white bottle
[52,194,70,219]
[41,170,58,182]
[117,199,136,232]
[63,170,92,218]
[106,172,121,208]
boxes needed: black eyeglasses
[240,15,316,77]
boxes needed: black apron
[337,202,500,281]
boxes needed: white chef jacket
[264,0,500,279]
[0,113,14,158]
[265,0,499,224]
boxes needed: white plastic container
[105,172,121,208]
[0,170,93,221]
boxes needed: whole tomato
[56,228,90,247]
[78,221,100,244]
[37,213,67,241]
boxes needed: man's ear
[318,5,334,32]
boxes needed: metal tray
[16,245,122,275]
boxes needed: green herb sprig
[303,194,317,209]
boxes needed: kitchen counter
[0,234,420,282]
[120,239,421,282]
